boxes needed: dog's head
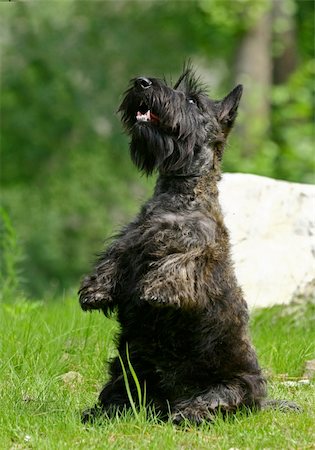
[119,65,243,175]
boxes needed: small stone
[304,359,315,379]
[280,379,310,387]
[60,371,83,389]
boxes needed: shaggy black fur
[79,66,298,424]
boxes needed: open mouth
[136,102,159,124]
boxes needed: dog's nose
[135,77,152,89]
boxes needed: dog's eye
[188,99,195,104]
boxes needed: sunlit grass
[0,298,314,449]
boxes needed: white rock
[219,173,315,308]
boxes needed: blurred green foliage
[226,59,315,179]
[1,1,314,298]
[0,208,24,302]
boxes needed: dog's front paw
[79,275,113,311]
[139,279,181,308]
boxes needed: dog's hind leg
[82,372,141,423]
[260,399,302,413]
[171,374,267,425]
[82,356,167,423]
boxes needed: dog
[79,65,298,424]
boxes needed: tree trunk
[235,7,273,154]
[272,0,297,84]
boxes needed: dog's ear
[217,85,243,137]
[173,68,191,90]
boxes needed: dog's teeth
[136,110,151,122]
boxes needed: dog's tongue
[150,111,159,123]
[136,110,159,123]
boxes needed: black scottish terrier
[79,66,296,424]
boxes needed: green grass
[0,298,314,450]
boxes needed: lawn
[0,297,314,449]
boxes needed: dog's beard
[130,123,196,175]
[119,84,207,175]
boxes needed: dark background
[1,0,314,299]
